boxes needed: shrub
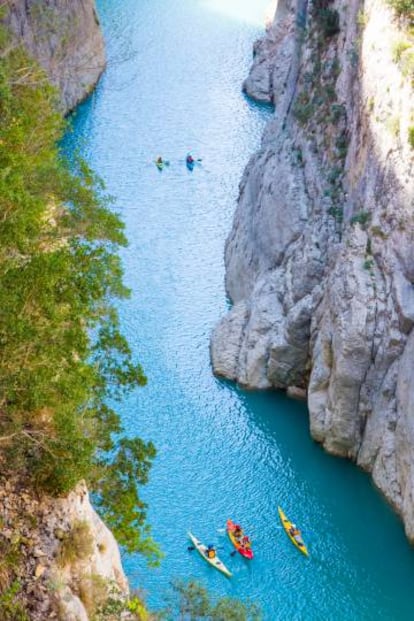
[351,211,371,226]
[409,125,414,148]
[392,39,411,62]
[0,582,29,621]
[318,8,340,37]
[387,0,414,22]
[400,49,414,77]
[293,92,314,124]
[386,115,400,136]
[164,580,261,621]
[78,574,108,618]
[58,521,94,566]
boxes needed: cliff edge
[4,0,105,113]
[211,0,414,538]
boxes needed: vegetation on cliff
[0,21,159,564]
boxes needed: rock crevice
[212,0,414,538]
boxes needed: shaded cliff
[211,0,414,538]
[0,481,133,620]
[4,0,105,113]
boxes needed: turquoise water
[64,1,414,618]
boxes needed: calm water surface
[65,1,414,618]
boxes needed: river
[64,0,414,618]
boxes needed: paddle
[187,545,224,552]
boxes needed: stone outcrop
[212,0,414,538]
[0,481,132,620]
[4,0,105,113]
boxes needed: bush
[318,8,340,37]
[400,49,414,77]
[408,126,414,148]
[351,211,371,226]
[164,580,261,621]
[293,92,314,124]
[58,521,94,566]
[392,39,411,61]
[0,582,28,621]
[387,0,414,22]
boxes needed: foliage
[317,8,340,37]
[293,92,314,124]
[351,211,371,227]
[400,49,414,77]
[0,581,29,621]
[387,0,414,23]
[0,536,21,594]
[0,24,158,561]
[408,125,414,148]
[392,39,412,62]
[162,580,261,621]
[58,521,94,566]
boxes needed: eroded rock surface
[212,0,414,538]
[5,0,105,113]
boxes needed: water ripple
[63,0,414,619]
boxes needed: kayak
[188,532,232,577]
[226,519,254,559]
[155,160,170,170]
[278,507,309,557]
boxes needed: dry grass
[58,521,94,567]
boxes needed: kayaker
[242,535,251,548]
[289,524,301,538]
[206,544,216,559]
[156,156,163,165]
[186,153,194,164]
[234,524,243,539]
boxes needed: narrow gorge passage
[64,1,414,619]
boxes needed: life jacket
[207,549,216,559]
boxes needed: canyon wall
[4,0,105,112]
[211,0,414,537]
[0,5,138,619]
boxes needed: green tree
[162,580,261,621]
[0,22,159,562]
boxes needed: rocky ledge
[4,0,105,113]
[0,480,132,620]
[211,0,414,539]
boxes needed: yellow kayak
[278,507,309,557]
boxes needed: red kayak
[226,519,254,559]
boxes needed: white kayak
[188,531,232,577]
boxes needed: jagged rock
[212,0,414,538]
[4,0,105,113]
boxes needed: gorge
[211,0,414,543]
[2,0,414,619]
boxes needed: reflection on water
[64,1,414,619]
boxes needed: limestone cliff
[211,0,414,537]
[0,481,133,620]
[4,0,105,113]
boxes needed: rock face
[4,0,105,113]
[0,481,131,620]
[212,0,414,538]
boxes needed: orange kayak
[226,519,254,559]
